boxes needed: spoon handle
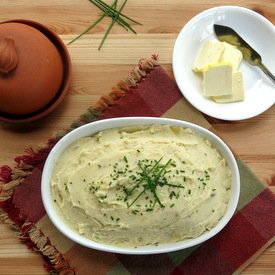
[258,61,275,84]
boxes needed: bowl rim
[0,19,71,123]
[41,117,240,255]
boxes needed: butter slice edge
[192,41,225,72]
[219,42,243,71]
[203,62,233,97]
[212,71,245,103]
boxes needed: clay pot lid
[0,19,71,123]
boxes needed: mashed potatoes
[50,124,231,247]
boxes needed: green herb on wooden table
[68,0,142,50]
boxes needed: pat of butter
[192,41,225,72]
[219,42,243,71]
[203,63,233,96]
[212,71,245,103]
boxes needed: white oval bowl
[41,117,240,254]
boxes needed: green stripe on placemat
[236,158,267,211]
[168,244,201,266]
[107,262,131,275]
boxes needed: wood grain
[0,0,274,274]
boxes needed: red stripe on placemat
[239,187,275,240]
[177,240,236,275]
[102,66,183,119]
[170,267,183,275]
[120,253,177,275]
[102,88,158,118]
[135,66,183,116]
[12,168,46,223]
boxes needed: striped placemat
[0,56,274,274]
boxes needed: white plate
[173,6,275,120]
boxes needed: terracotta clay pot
[0,20,71,123]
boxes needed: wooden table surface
[0,0,274,274]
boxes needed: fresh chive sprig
[124,157,163,203]
[68,0,142,50]
[67,0,117,46]
[98,0,126,50]
[125,157,186,209]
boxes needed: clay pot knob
[0,37,18,74]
